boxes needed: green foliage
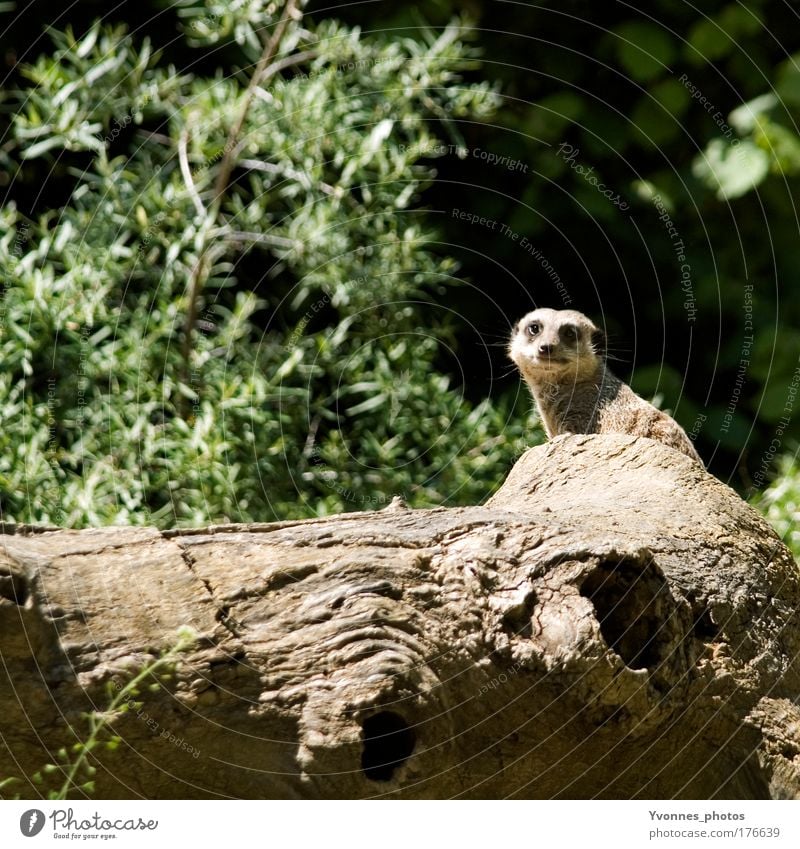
[6,0,800,531]
[0,6,533,527]
[752,452,800,560]
[15,23,180,159]
[693,138,770,200]
[172,0,282,48]
[2,628,195,799]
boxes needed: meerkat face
[508,308,604,384]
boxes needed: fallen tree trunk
[1,434,799,799]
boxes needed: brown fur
[509,308,703,465]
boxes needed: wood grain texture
[1,434,798,799]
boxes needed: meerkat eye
[562,325,578,342]
[527,322,540,337]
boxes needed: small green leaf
[75,22,100,58]
[613,22,675,82]
[631,179,674,210]
[21,136,62,160]
[755,120,800,175]
[693,138,769,199]
[718,4,763,38]
[728,94,777,134]
[524,91,583,141]
[346,392,388,415]
[650,77,691,116]
[687,19,733,64]
[364,119,394,156]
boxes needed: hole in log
[501,590,537,638]
[580,557,670,670]
[693,605,720,641]
[361,711,415,781]
[0,572,28,605]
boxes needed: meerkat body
[509,308,703,465]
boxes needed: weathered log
[1,434,799,799]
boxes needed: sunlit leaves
[0,10,520,527]
[693,138,769,200]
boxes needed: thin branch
[216,229,296,249]
[211,0,301,211]
[303,415,320,458]
[238,158,283,175]
[179,127,206,218]
[179,248,209,401]
[239,158,341,198]
[250,48,316,105]
[179,0,302,414]
[260,49,317,81]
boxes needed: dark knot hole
[580,556,671,670]
[361,711,415,782]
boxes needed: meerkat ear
[591,326,606,356]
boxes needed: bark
[1,434,799,799]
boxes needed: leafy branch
[179,0,303,404]
[31,628,196,800]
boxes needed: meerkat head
[508,308,605,386]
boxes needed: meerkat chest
[535,381,604,436]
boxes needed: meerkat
[508,308,703,465]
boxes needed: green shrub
[751,450,800,559]
[0,7,538,527]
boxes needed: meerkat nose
[538,343,555,355]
